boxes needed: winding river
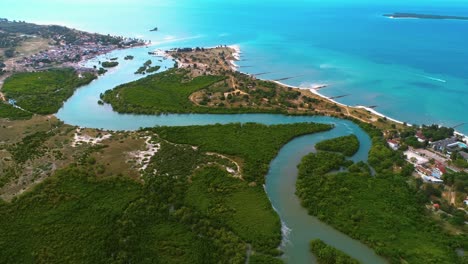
[57,47,387,263]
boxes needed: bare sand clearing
[128,136,161,171]
[71,128,112,147]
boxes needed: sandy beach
[226,45,468,140]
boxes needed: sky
[2,0,468,7]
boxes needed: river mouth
[56,46,386,263]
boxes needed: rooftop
[459,151,468,160]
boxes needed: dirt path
[245,244,252,264]
[0,74,11,102]
[205,152,242,178]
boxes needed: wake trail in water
[418,74,447,83]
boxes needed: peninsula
[384,13,468,20]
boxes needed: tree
[4,48,15,58]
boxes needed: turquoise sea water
[1,0,468,133]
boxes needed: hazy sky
[1,0,467,7]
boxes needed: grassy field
[15,37,51,57]
[2,68,95,114]
[296,136,465,264]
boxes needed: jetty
[274,75,304,82]
[329,94,350,100]
[384,13,468,21]
[312,85,328,90]
[452,123,466,129]
[253,72,272,76]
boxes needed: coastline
[226,45,468,141]
[95,43,468,142]
[76,42,150,69]
[228,44,241,71]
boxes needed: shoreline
[75,43,468,142]
[227,45,468,140]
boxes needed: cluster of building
[17,43,118,70]
[9,29,146,72]
[387,130,468,184]
[431,137,468,159]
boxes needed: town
[386,124,468,211]
[0,18,146,74]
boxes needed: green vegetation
[134,60,153,74]
[97,67,107,75]
[0,167,143,263]
[102,69,297,115]
[102,69,229,114]
[138,123,332,258]
[0,122,334,263]
[101,61,119,68]
[135,66,147,74]
[2,68,95,114]
[296,128,465,264]
[399,125,454,148]
[146,65,161,73]
[152,122,332,183]
[309,239,359,264]
[444,172,468,194]
[124,55,134,60]
[4,48,15,58]
[7,131,52,163]
[315,135,360,156]
[422,124,454,142]
[0,102,32,120]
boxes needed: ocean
[1,0,468,133]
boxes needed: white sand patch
[149,49,168,57]
[71,128,112,147]
[129,136,161,171]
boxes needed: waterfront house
[416,131,426,142]
[430,137,458,152]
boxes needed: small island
[384,12,468,21]
[101,61,119,68]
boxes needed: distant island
[149,27,158,32]
[384,13,468,20]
